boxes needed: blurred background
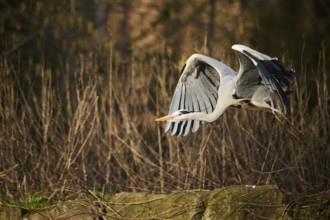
[0,0,329,201]
[2,0,330,65]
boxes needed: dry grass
[0,46,328,203]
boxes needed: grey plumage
[156,44,295,136]
[165,59,222,136]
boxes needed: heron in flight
[155,44,295,136]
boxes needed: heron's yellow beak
[155,114,176,122]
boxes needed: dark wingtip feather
[260,59,295,90]
[254,60,295,113]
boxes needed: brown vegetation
[0,0,329,204]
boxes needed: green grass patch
[0,192,52,213]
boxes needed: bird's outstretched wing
[232,44,295,113]
[165,54,233,136]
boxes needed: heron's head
[155,110,191,122]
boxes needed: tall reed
[0,46,328,201]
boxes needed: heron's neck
[180,94,241,122]
[180,108,226,122]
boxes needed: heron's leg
[268,94,275,114]
[250,100,282,114]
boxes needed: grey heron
[155,44,295,136]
